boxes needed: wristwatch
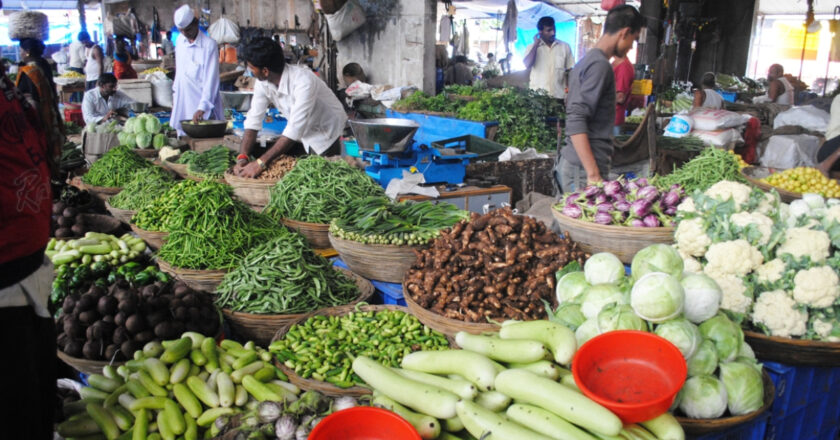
[256,158,266,169]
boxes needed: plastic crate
[431,135,506,162]
[717,90,737,103]
[691,410,770,440]
[63,107,84,126]
[764,361,840,440]
[344,139,360,158]
[371,280,405,306]
[631,79,653,95]
[385,109,498,147]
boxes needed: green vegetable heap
[82,145,153,187]
[133,180,198,232]
[264,155,385,224]
[109,167,175,211]
[393,85,564,152]
[156,180,281,270]
[118,113,167,149]
[177,145,235,179]
[653,147,746,194]
[215,228,359,314]
[330,196,471,245]
[269,305,449,387]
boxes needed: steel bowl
[129,102,149,113]
[180,120,228,139]
[348,118,420,153]
[221,91,253,112]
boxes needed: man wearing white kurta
[170,5,223,136]
[524,16,574,101]
[233,37,347,178]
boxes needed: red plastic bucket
[309,407,422,440]
[572,330,687,424]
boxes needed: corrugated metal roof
[548,0,642,17]
[758,0,838,16]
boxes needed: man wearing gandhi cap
[170,4,223,136]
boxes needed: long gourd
[505,403,598,440]
[456,400,553,440]
[400,350,498,392]
[499,320,577,364]
[455,331,549,363]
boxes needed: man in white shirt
[68,31,89,74]
[233,37,347,178]
[170,5,223,136]
[81,73,135,125]
[523,16,574,102]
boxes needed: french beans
[653,146,746,194]
[82,145,154,187]
[109,167,175,210]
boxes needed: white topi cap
[174,5,195,29]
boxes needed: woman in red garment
[612,53,634,136]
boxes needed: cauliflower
[776,228,831,263]
[707,273,753,314]
[677,197,696,214]
[755,259,786,284]
[755,192,779,216]
[704,181,752,210]
[675,218,711,257]
[824,205,840,225]
[703,240,763,277]
[729,212,774,245]
[811,317,840,342]
[751,290,808,338]
[677,247,703,273]
[792,266,840,308]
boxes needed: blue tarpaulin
[0,22,104,46]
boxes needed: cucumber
[505,403,598,440]
[86,403,121,440]
[241,375,283,402]
[180,332,206,349]
[186,376,220,407]
[132,409,148,440]
[216,371,235,408]
[57,416,101,437]
[230,361,264,383]
[169,358,191,384]
[136,370,167,397]
[499,320,578,365]
[234,384,248,407]
[391,368,478,400]
[200,338,219,371]
[400,350,498,392]
[173,383,203,419]
[455,331,549,364]
[640,413,685,440]
[372,394,441,440]
[353,356,458,419]
[495,369,622,437]
[456,400,552,440]
[160,337,192,364]
[443,415,464,433]
[164,398,186,435]
[156,408,175,440]
[196,407,236,427]
[143,358,170,385]
[80,387,109,402]
[506,360,562,380]
[109,405,135,431]
[189,349,207,366]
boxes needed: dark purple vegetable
[643,214,661,228]
[562,203,582,219]
[630,199,652,218]
[594,211,613,225]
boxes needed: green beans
[110,167,175,210]
[330,196,471,245]
[82,145,154,187]
[268,305,450,387]
[133,180,198,232]
[263,156,385,224]
[215,229,358,313]
[156,181,282,270]
[653,147,746,194]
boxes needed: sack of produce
[9,11,49,41]
[82,131,121,164]
[689,108,750,131]
[773,105,831,133]
[663,114,694,138]
[325,0,366,41]
[208,17,241,44]
[759,134,820,169]
[691,128,743,148]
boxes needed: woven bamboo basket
[743,330,840,366]
[129,224,168,250]
[223,171,280,208]
[741,166,802,204]
[56,350,124,376]
[402,281,500,337]
[676,370,775,435]
[134,148,158,159]
[72,177,122,201]
[104,198,136,224]
[161,160,190,179]
[222,268,374,346]
[551,208,674,264]
[269,304,410,396]
[282,218,331,249]
[156,259,228,293]
[328,233,422,283]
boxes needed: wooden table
[57,82,85,103]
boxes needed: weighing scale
[348,118,477,186]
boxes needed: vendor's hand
[103,110,116,121]
[192,110,205,124]
[237,161,263,178]
[587,173,603,184]
[233,160,248,175]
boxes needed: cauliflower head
[730,212,774,245]
[792,266,840,308]
[707,273,753,314]
[704,181,752,209]
[677,197,696,214]
[811,317,840,342]
[675,218,711,258]
[823,205,840,226]
[777,228,831,263]
[703,239,763,277]
[755,192,779,216]
[751,290,808,338]
[755,259,786,284]
[678,248,704,273]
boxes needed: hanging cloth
[151,7,161,44]
[440,15,452,43]
[502,0,517,53]
[457,21,469,56]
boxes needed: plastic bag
[601,0,626,10]
[760,134,820,169]
[773,105,831,133]
[345,80,373,100]
[664,114,694,138]
[144,71,173,108]
[692,128,744,147]
[208,18,240,44]
[690,108,750,131]
[325,0,366,41]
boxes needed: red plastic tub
[309,407,421,440]
[572,330,687,424]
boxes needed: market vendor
[817,93,840,171]
[233,37,347,178]
[692,72,724,110]
[763,64,794,105]
[82,73,135,125]
[170,4,224,136]
[557,5,643,191]
[524,16,574,102]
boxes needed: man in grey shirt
[558,5,644,192]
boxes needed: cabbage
[153,133,167,149]
[575,318,601,346]
[136,132,153,149]
[719,361,764,415]
[584,253,625,286]
[596,303,647,333]
[548,302,586,331]
[580,284,626,319]
[681,273,722,323]
[630,272,685,322]
[679,375,728,419]
[123,117,136,134]
[145,116,162,134]
[699,313,743,363]
[631,244,684,281]
[556,271,590,304]
[738,340,756,360]
[121,132,136,148]
[687,339,719,376]
[655,318,703,359]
